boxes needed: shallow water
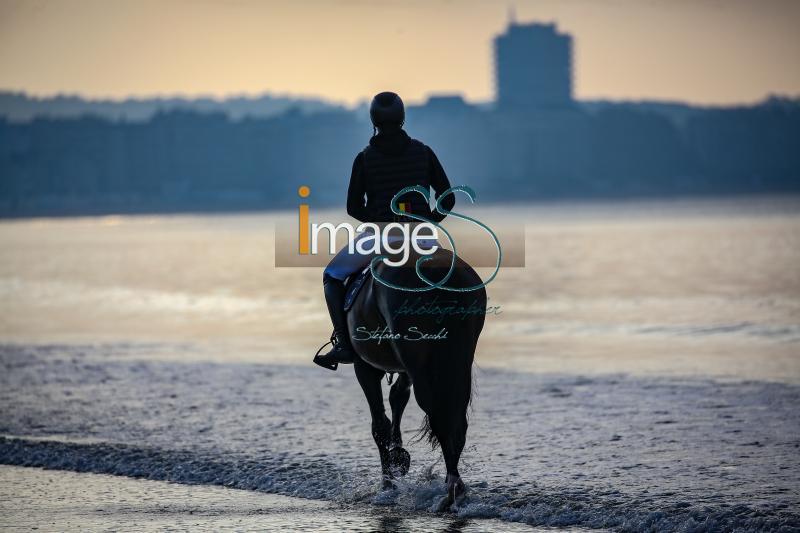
[1,197,799,531]
[1,343,798,530]
[1,197,798,380]
[2,466,566,533]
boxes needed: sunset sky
[1,0,798,106]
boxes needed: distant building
[494,20,573,109]
[422,95,471,113]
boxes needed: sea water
[1,197,798,531]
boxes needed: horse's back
[347,248,487,373]
[373,249,487,372]
[373,248,485,292]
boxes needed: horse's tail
[415,375,474,449]
[416,413,436,448]
[412,344,475,449]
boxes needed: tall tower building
[494,20,573,109]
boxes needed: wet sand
[0,466,574,532]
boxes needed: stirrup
[312,335,338,371]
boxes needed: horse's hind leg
[353,359,393,488]
[388,373,412,476]
[440,409,468,508]
[411,363,471,511]
[436,389,469,509]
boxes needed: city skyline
[1,0,799,106]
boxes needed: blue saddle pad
[344,267,371,312]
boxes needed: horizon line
[2,88,799,110]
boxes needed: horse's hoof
[381,476,396,491]
[449,477,466,501]
[433,475,466,512]
[452,483,467,507]
[435,474,465,512]
[434,493,454,513]
[388,447,410,477]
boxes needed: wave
[2,436,797,532]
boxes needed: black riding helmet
[369,91,405,128]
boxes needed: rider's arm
[427,147,455,223]
[346,153,369,223]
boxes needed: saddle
[343,266,371,312]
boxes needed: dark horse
[347,247,486,511]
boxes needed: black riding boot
[313,276,359,371]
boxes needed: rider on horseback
[313,91,456,371]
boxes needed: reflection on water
[0,196,798,381]
[1,466,572,533]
